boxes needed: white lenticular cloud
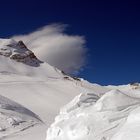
[13,24,87,74]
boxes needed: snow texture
[0,94,41,139]
[47,86,140,140]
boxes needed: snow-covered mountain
[0,38,109,140]
[0,38,140,140]
[0,38,63,78]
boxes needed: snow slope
[47,86,140,140]
[0,94,41,139]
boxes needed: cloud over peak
[13,24,87,74]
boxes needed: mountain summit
[0,39,42,67]
[0,38,64,78]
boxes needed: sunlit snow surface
[47,85,140,140]
[1,39,140,140]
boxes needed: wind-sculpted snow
[47,86,140,140]
[0,94,42,139]
[111,107,140,140]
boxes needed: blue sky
[0,0,140,85]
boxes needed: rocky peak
[130,82,140,89]
[0,39,43,67]
[16,40,27,49]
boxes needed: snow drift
[46,85,140,140]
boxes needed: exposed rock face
[130,82,140,89]
[0,39,43,67]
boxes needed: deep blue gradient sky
[0,0,140,85]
